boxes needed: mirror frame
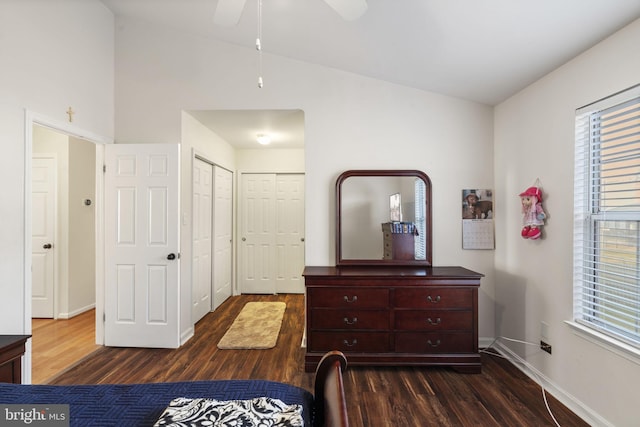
[335,169,432,267]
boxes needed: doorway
[30,125,98,383]
[31,125,97,320]
[24,112,109,383]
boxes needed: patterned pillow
[153,396,304,426]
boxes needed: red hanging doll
[519,186,546,240]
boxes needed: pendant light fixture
[256,134,271,145]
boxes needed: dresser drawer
[308,287,389,308]
[394,310,473,331]
[394,288,473,309]
[395,332,474,353]
[310,309,389,330]
[308,332,390,352]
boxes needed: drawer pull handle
[343,339,358,347]
[426,317,441,325]
[343,317,358,325]
[343,295,358,303]
[427,295,441,303]
[427,339,441,348]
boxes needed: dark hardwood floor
[48,294,589,426]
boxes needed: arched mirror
[336,170,432,266]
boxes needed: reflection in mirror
[336,170,431,266]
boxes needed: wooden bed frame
[315,350,349,427]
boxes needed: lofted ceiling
[100,0,640,148]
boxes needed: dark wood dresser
[381,222,416,260]
[304,266,483,373]
[0,335,30,384]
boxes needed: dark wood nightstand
[0,335,31,384]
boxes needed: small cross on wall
[66,107,75,122]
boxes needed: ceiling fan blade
[323,0,367,20]
[213,0,248,27]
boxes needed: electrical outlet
[540,340,552,354]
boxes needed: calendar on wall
[461,189,495,250]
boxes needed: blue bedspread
[0,380,315,426]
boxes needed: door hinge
[103,164,106,173]
[103,312,106,323]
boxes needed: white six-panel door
[104,143,180,348]
[192,158,213,323]
[240,174,276,294]
[31,156,57,318]
[213,165,233,309]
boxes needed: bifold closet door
[239,173,304,294]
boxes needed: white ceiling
[100,0,640,148]
[187,109,305,149]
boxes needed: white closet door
[212,166,233,309]
[239,173,305,294]
[240,174,276,294]
[192,158,213,323]
[275,174,305,293]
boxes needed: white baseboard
[58,303,96,319]
[490,339,612,427]
[181,327,194,346]
[479,336,496,349]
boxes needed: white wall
[494,18,640,427]
[114,16,496,341]
[236,149,305,173]
[0,0,113,334]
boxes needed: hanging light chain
[256,0,263,88]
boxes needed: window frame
[572,83,640,359]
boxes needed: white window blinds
[414,178,426,260]
[574,84,640,349]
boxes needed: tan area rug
[217,302,286,349]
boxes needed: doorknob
[301,237,305,242]
[43,243,53,249]
[167,253,177,260]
